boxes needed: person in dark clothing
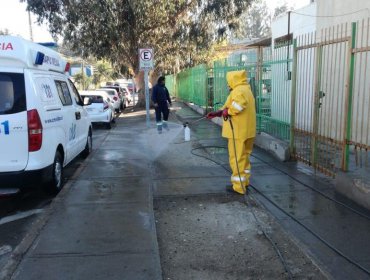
[152,76,172,133]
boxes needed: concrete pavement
[10,111,164,280]
[173,103,370,279]
[5,101,370,279]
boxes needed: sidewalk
[172,103,370,279]
[5,102,370,279]
[8,111,163,280]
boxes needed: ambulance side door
[54,79,79,163]
[68,79,90,153]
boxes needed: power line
[291,8,370,18]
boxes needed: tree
[273,2,290,19]
[0,29,10,35]
[73,72,92,91]
[22,0,252,106]
[92,61,114,88]
[235,0,271,40]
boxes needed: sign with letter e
[139,48,154,70]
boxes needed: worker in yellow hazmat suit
[207,70,256,194]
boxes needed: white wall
[314,0,370,145]
[270,3,316,124]
[316,0,370,31]
[270,0,370,147]
[271,2,317,45]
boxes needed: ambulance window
[55,80,72,106]
[68,79,83,106]
[0,73,26,115]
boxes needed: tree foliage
[92,61,114,87]
[73,72,92,91]
[274,3,290,19]
[235,0,271,40]
[0,29,10,35]
[22,0,252,75]
[232,0,293,41]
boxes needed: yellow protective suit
[221,70,256,194]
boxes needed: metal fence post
[290,39,298,156]
[342,22,357,171]
[312,44,323,170]
[256,46,263,132]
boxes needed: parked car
[126,83,134,94]
[101,85,126,110]
[81,93,114,129]
[0,36,92,194]
[96,88,121,113]
[121,86,133,105]
[115,79,134,94]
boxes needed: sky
[0,0,53,42]
[0,0,310,43]
[269,0,311,11]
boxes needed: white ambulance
[0,36,92,194]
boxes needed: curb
[335,170,370,211]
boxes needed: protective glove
[222,108,229,118]
[206,110,223,119]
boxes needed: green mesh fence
[165,74,176,97]
[166,47,292,142]
[167,64,209,108]
[213,49,258,110]
[177,68,192,102]
[255,46,291,141]
[191,64,208,106]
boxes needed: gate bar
[342,22,357,171]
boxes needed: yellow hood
[226,70,248,89]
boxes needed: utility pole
[287,10,291,80]
[28,11,34,41]
[81,50,85,90]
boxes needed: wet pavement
[247,155,370,279]
[0,131,103,276]
[6,111,163,280]
[3,102,370,279]
[174,105,370,279]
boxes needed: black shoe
[226,185,237,194]
[226,184,248,195]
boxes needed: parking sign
[139,48,154,70]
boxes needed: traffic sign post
[144,70,150,127]
[139,48,154,128]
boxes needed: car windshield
[99,89,116,96]
[82,95,104,103]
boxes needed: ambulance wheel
[46,151,64,194]
[81,129,92,158]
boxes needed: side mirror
[83,97,92,106]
